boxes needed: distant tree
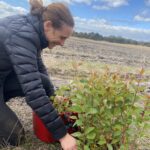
[72,31,150,47]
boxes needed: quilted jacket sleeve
[5,32,67,140]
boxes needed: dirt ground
[50,37,150,68]
[5,37,150,150]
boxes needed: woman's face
[44,21,73,49]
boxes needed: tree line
[73,31,150,47]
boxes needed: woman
[0,0,77,149]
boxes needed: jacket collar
[26,14,48,49]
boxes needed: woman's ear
[43,21,52,32]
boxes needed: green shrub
[51,68,150,150]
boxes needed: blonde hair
[29,0,74,29]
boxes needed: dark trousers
[0,71,54,147]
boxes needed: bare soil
[50,37,150,68]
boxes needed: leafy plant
[51,67,150,150]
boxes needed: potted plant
[33,91,79,143]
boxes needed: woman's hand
[59,133,77,150]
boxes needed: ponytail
[29,0,45,16]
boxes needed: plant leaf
[107,144,113,150]
[87,132,96,140]
[98,139,106,145]
[88,108,98,114]
[71,105,83,113]
[84,145,90,150]
[85,127,95,135]
[72,132,82,138]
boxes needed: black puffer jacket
[0,14,67,140]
